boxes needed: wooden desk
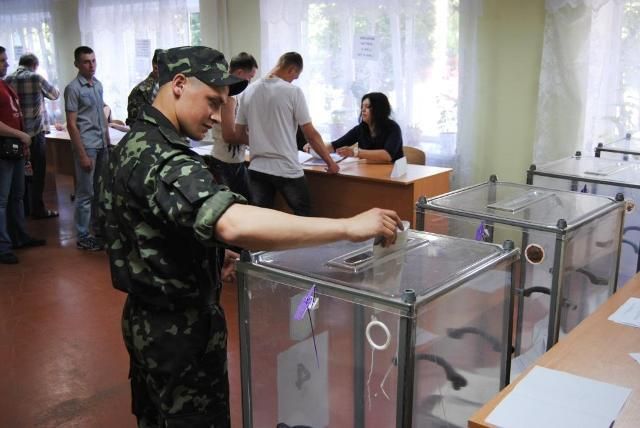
[45,126,127,176]
[300,160,451,227]
[468,275,640,428]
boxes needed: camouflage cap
[157,46,248,96]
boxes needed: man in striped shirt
[5,53,60,219]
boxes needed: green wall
[474,0,545,184]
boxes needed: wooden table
[297,160,451,227]
[45,126,127,176]
[468,275,640,428]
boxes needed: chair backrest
[403,146,426,165]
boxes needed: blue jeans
[0,158,30,253]
[249,170,312,216]
[74,147,108,240]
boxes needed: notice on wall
[353,35,378,61]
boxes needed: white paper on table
[486,366,631,428]
[390,156,407,178]
[298,150,313,163]
[301,151,345,165]
[629,353,640,365]
[608,297,640,328]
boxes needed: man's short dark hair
[74,46,94,62]
[19,53,39,68]
[277,52,303,71]
[230,52,258,73]
[0,46,5,55]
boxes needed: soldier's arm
[126,87,144,126]
[214,204,402,251]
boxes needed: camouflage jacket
[101,105,246,308]
[126,72,159,126]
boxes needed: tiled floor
[0,173,242,427]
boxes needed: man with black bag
[0,46,46,264]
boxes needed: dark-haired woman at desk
[323,92,404,162]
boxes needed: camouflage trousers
[122,296,230,428]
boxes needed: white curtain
[533,0,625,164]
[260,0,482,187]
[0,0,59,122]
[78,0,202,121]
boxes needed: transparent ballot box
[527,153,638,287]
[416,178,625,379]
[595,132,640,160]
[237,230,519,428]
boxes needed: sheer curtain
[260,0,482,186]
[533,0,626,164]
[0,0,60,123]
[78,0,203,121]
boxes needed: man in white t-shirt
[208,52,258,200]
[235,52,338,216]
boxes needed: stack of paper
[486,366,631,428]
[608,297,640,328]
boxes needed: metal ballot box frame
[527,151,638,287]
[416,176,625,379]
[237,230,519,428]
[595,132,640,159]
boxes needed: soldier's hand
[344,208,403,247]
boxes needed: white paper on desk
[390,156,407,177]
[486,366,631,428]
[301,151,344,165]
[629,353,640,365]
[608,297,640,328]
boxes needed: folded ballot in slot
[237,229,519,428]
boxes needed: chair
[403,146,426,165]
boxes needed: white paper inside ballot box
[277,331,329,428]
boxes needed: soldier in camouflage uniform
[101,45,403,428]
[126,49,161,126]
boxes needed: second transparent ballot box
[237,230,519,428]
[416,178,625,378]
[595,132,640,160]
[528,153,638,286]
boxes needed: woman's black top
[331,120,404,161]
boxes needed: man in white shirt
[235,52,338,216]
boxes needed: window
[78,0,201,121]
[0,2,60,123]
[261,0,460,166]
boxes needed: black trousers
[249,170,312,216]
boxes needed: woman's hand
[336,146,355,158]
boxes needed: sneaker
[0,252,19,264]
[76,237,103,251]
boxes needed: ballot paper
[372,220,410,258]
[301,151,346,165]
[486,366,631,428]
[608,297,640,328]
